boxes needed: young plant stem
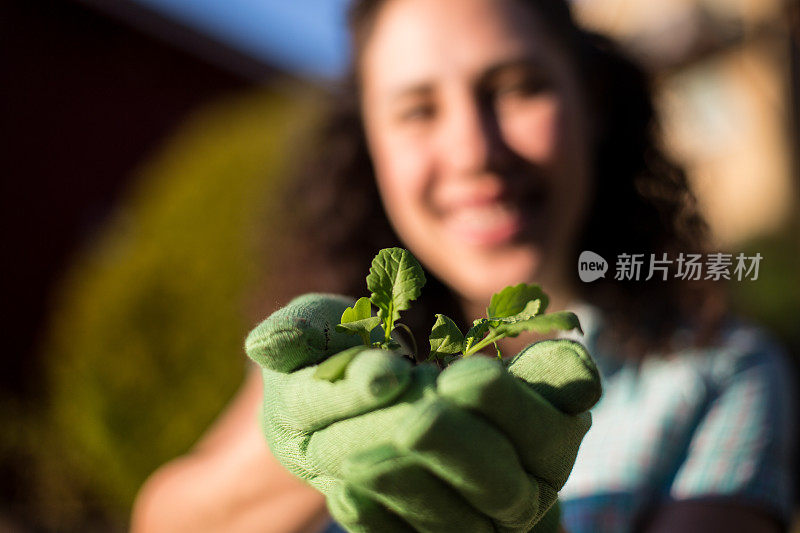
[359,331,371,347]
[493,342,503,360]
[384,305,395,343]
[463,329,503,356]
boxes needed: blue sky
[134,0,352,78]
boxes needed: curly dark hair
[265,0,724,359]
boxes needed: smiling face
[359,0,594,308]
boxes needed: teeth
[447,203,517,229]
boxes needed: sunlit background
[2,0,798,530]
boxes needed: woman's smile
[440,198,523,247]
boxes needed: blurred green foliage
[22,87,317,529]
[728,215,800,359]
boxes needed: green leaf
[463,318,491,354]
[428,314,464,361]
[314,346,368,382]
[344,297,373,322]
[335,317,381,338]
[336,297,381,345]
[486,283,548,319]
[489,299,541,325]
[367,248,426,339]
[492,311,583,338]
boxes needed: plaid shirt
[558,302,798,532]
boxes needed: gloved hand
[246,294,601,532]
[326,339,601,533]
[244,293,439,493]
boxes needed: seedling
[315,247,582,380]
[429,282,583,363]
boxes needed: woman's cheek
[377,136,433,203]
[501,97,561,163]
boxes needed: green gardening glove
[244,293,440,492]
[326,339,601,533]
[246,294,601,532]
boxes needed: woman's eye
[496,84,527,98]
[494,76,551,100]
[398,103,435,123]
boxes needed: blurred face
[360,0,593,306]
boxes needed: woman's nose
[438,95,513,177]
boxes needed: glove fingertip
[245,293,360,373]
[436,356,505,399]
[348,350,413,404]
[245,316,321,372]
[508,339,602,415]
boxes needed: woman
[131,0,797,531]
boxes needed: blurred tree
[728,214,800,360]
[12,87,318,530]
